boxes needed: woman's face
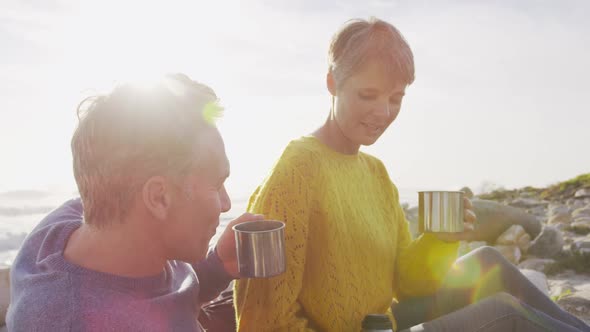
[329,60,406,147]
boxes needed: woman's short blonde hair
[71,73,221,227]
[328,17,415,87]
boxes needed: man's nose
[221,187,231,213]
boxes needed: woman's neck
[313,115,360,155]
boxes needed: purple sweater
[6,199,233,331]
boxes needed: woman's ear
[142,176,172,221]
[326,71,337,97]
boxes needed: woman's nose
[375,101,390,117]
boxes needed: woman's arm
[392,185,460,300]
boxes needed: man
[7,74,261,331]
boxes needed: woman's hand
[215,212,265,278]
[434,196,478,242]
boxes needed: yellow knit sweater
[234,136,459,331]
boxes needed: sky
[1,0,589,206]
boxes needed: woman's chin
[359,135,380,146]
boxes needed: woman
[234,18,589,331]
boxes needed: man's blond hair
[71,73,222,227]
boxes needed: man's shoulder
[12,200,82,277]
[7,273,73,331]
[23,199,83,252]
[7,199,83,330]
[36,198,83,231]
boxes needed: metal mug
[418,191,464,233]
[233,220,286,278]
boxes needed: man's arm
[193,248,234,303]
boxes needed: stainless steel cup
[233,220,286,278]
[418,191,464,233]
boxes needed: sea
[0,188,417,268]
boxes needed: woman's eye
[389,97,401,105]
[359,94,376,100]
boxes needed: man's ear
[326,71,337,97]
[142,176,172,221]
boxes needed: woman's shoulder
[357,151,401,193]
[275,136,324,167]
[258,136,326,188]
[359,151,389,174]
[282,136,324,156]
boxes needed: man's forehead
[196,130,229,175]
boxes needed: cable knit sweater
[234,136,459,331]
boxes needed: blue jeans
[395,247,589,332]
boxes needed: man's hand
[215,212,265,278]
[435,196,478,242]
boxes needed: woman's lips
[361,122,382,134]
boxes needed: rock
[528,226,564,258]
[571,240,590,259]
[509,198,548,209]
[495,225,532,252]
[458,241,487,257]
[405,206,418,221]
[568,199,586,210]
[527,206,547,217]
[556,296,590,322]
[517,233,532,252]
[572,206,590,219]
[563,234,576,244]
[570,220,590,235]
[469,241,487,251]
[459,187,474,199]
[574,188,590,198]
[405,207,419,238]
[520,269,550,296]
[0,267,9,326]
[496,225,526,245]
[548,203,570,216]
[518,258,556,273]
[471,199,543,243]
[494,244,521,264]
[554,222,571,232]
[550,281,575,299]
[573,216,590,223]
[548,271,590,324]
[548,211,572,225]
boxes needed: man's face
[162,129,231,263]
